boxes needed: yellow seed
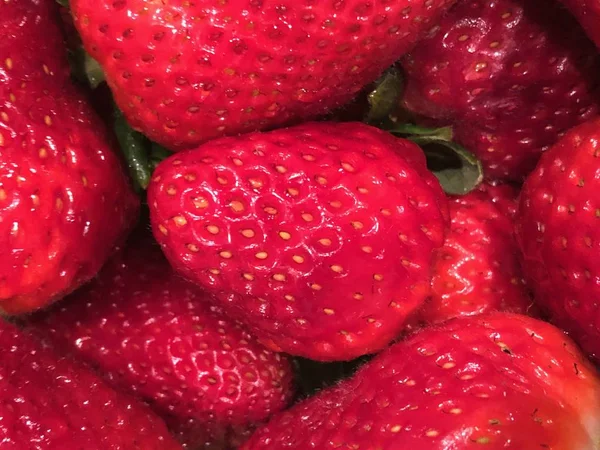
[292,255,304,264]
[330,200,342,208]
[331,265,343,273]
[264,206,278,215]
[243,273,254,281]
[341,162,355,172]
[5,58,13,69]
[373,274,384,281]
[187,243,199,252]
[275,165,287,173]
[192,197,208,209]
[311,283,322,291]
[44,115,52,126]
[351,221,364,230]
[284,294,294,301]
[39,147,48,158]
[287,187,299,196]
[272,273,286,282]
[173,215,187,227]
[209,268,220,275]
[323,308,335,315]
[241,229,255,238]
[230,200,244,212]
[206,225,219,234]
[219,250,232,259]
[55,198,63,211]
[255,251,268,260]
[362,246,372,253]
[315,175,327,185]
[279,231,291,240]
[301,213,313,222]
[0,189,6,201]
[319,238,332,246]
[159,224,168,235]
[353,293,363,300]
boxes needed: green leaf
[56,0,69,7]
[149,143,172,171]
[389,124,483,195]
[365,67,404,125]
[113,107,152,191]
[68,49,105,89]
[293,356,371,398]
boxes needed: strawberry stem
[113,107,152,191]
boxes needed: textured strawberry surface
[517,117,600,362]
[71,0,456,150]
[411,182,532,326]
[0,0,139,314]
[148,122,448,361]
[29,231,294,449]
[0,320,182,449]
[401,0,600,181]
[242,313,600,449]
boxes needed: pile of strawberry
[3,0,600,448]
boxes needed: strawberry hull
[148,122,448,361]
[71,0,457,150]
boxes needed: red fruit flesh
[517,117,600,362]
[242,313,600,450]
[0,320,182,449]
[28,231,294,449]
[401,0,600,181]
[71,0,456,151]
[0,0,139,314]
[412,182,532,326]
[148,122,448,361]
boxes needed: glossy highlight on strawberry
[29,231,295,449]
[401,0,600,181]
[243,313,600,449]
[148,122,449,361]
[517,117,600,363]
[0,320,182,449]
[0,0,139,314]
[71,0,457,150]
[411,182,532,326]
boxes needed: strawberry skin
[517,117,600,362]
[400,0,600,181]
[412,182,532,326]
[148,122,449,361]
[70,0,456,151]
[242,313,600,449]
[0,320,182,449]
[0,0,139,314]
[28,231,295,449]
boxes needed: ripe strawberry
[148,122,449,361]
[28,230,295,449]
[0,320,181,449]
[516,117,600,362]
[0,0,139,314]
[70,0,457,151]
[560,0,600,49]
[409,182,532,327]
[242,313,600,449]
[400,0,600,181]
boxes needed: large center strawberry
[70,0,456,150]
[149,122,449,361]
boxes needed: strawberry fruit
[0,320,181,449]
[400,0,600,181]
[28,230,295,449]
[411,182,532,326]
[70,0,456,150]
[243,313,600,449]
[148,122,449,361]
[0,0,139,314]
[517,117,600,362]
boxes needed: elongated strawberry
[517,117,600,362]
[28,230,295,449]
[400,0,600,181]
[410,182,532,326]
[242,313,600,449]
[0,320,181,449]
[70,0,457,151]
[148,122,448,361]
[0,0,139,314]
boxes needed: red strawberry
[70,0,457,151]
[560,0,600,49]
[410,182,532,327]
[400,0,600,181]
[28,230,295,449]
[242,313,600,449]
[0,320,182,449]
[516,117,600,362]
[0,0,139,314]
[148,122,449,361]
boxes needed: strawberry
[28,230,295,449]
[0,0,139,314]
[148,121,449,361]
[70,0,457,151]
[0,320,181,449]
[242,313,600,449]
[560,0,600,49]
[410,182,532,327]
[516,117,600,362]
[400,0,600,181]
